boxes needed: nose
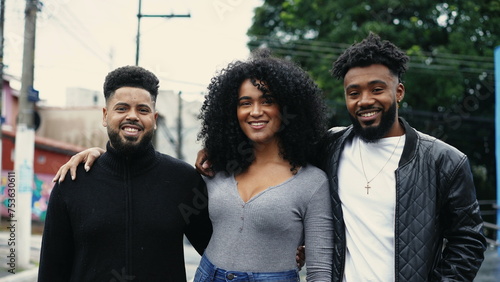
[126,109,139,121]
[250,103,263,117]
[357,91,374,108]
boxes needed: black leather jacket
[319,118,486,281]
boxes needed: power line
[58,4,109,57]
[251,35,494,63]
[49,16,110,65]
[249,35,495,75]
[39,3,110,65]
[135,0,190,65]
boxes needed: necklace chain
[359,136,402,195]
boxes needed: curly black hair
[198,49,327,174]
[103,65,160,102]
[331,32,409,82]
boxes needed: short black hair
[103,65,160,102]
[331,32,409,82]
[198,49,327,174]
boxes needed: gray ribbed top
[203,165,333,280]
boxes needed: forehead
[238,79,268,98]
[108,87,154,105]
[344,64,396,86]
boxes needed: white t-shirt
[338,135,405,282]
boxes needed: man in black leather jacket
[320,33,486,281]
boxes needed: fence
[479,200,499,247]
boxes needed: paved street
[0,231,498,281]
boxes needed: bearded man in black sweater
[38,66,212,281]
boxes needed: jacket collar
[99,141,158,177]
[398,117,417,166]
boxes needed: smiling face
[237,79,282,146]
[102,86,158,153]
[344,64,405,141]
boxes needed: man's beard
[107,127,154,154]
[349,101,397,143]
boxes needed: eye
[115,106,127,112]
[139,107,151,113]
[239,101,251,107]
[263,98,275,105]
[373,87,384,93]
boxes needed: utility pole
[15,0,39,268]
[176,91,183,160]
[0,0,5,229]
[495,46,500,256]
[0,0,5,199]
[135,0,190,65]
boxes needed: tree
[247,0,499,218]
[248,0,497,107]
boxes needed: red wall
[1,132,82,221]
[2,133,75,174]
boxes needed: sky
[4,0,262,106]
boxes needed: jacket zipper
[124,157,133,278]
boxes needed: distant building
[65,87,103,107]
[37,106,108,149]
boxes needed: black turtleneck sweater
[38,142,212,281]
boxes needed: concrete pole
[495,45,500,256]
[0,0,5,228]
[176,91,183,160]
[14,0,38,268]
[135,0,142,66]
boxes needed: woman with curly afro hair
[198,49,328,175]
[194,49,333,281]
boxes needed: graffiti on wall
[0,171,54,222]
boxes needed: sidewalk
[0,232,41,281]
[1,231,498,281]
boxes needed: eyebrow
[345,80,388,91]
[238,94,274,101]
[113,102,152,109]
[368,80,388,86]
[113,102,130,107]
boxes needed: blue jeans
[194,254,300,282]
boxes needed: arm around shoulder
[53,147,105,183]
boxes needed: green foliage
[248,0,497,108]
[247,0,499,202]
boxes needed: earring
[397,100,400,109]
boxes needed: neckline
[231,166,304,204]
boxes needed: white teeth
[250,122,265,126]
[360,112,377,117]
[124,127,138,132]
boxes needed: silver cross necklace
[359,135,402,195]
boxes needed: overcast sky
[4,0,262,106]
